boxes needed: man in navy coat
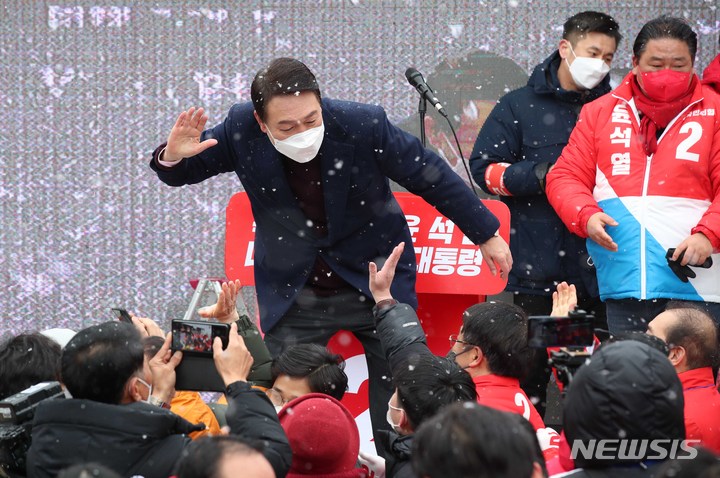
[150,57,510,445]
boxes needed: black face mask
[446,345,474,363]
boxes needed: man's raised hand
[163,107,218,163]
[550,281,577,317]
[369,242,404,303]
[198,279,241,323]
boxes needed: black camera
[0,382,65,474]
[527,311,596,392]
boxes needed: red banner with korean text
[225,191,510,294]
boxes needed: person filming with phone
[25,321,291,478]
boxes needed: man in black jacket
[26,321,291,478]
[469,11,621,416]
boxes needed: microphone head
[405,67,423,84]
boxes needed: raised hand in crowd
[550,281,577,317]
[368,242,405,302]
[198,279,242,323]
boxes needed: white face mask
[386,398,404,434]
[565,45,610,90]
[267,123,325,163]
[136,377,153,403]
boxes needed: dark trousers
[515,292,606,418]
[263,287,393,454]
[606,298,720,333]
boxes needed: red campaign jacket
[546,73,720,303]
[473,374,559,461]
[703,54,720,94]
[473,374,546,430]
[680,367,720,454]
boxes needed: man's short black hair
[563,11,622,47]
[0,333,62,399]
[632,15,697,62]
[61,321,144,404]
[271,344,348,401]
[251,57,321,122]
[663,302,719,370]
[461,301,531,379]
[412,402,546,478]
[175,435,267,478]
[393,354,477,431]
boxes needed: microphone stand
[407,72,478,195]
[417,96,427,148]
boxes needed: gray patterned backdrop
[1,0,718,338]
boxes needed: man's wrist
[373,298,398,313]
[222,374,248,387]
[147,394,172,410]
[216,310,240,324]
[157,147,182,165]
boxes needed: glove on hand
[666,248,713,283]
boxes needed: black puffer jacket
[27,381,291,478]
[376,430,415,478]
[26,399,200,478]
[373,302,431,370]
[470,51,611,299]
[562,341,685,477]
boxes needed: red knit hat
[278,393,367,478]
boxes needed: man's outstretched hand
[163,107,218,163]
[479,235,512,278]
[198,279,242,323]
[369,242,405,303]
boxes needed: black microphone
[405,67,447,117]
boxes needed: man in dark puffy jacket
[26,321,291,478]
[469,10,621,416]
[560,341,686,477]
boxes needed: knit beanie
[278,393,367,478]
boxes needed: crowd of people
[1,10,720,478]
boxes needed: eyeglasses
[449,334,475,347]
[265,388,291,407]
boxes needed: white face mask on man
[267,123,325,163]
[566,45,610,90]
[386,398,404,434]
[136,377,153,403]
